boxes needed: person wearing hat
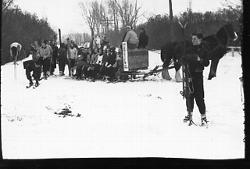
[182,32,210,126]
[122,26,139,49]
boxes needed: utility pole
[58,29,62,47]
[169,0,174,42]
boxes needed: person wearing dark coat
[58,43,68,76]
[182,33,210,126]
[75,49,90,79]
[105,47,118,81]
[23,41,43,87]
[50,40,58,75]
[138,28,149,49]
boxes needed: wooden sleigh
[118,42,175,80]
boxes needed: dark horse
[161,23,238,80]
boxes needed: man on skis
[23,40,43,87]
[182,33,210,126]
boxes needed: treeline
[1,3,56,65]
[107,7,242,49]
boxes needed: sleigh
[118,42,173,80]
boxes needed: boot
[183,111,192,123]
[26,80,33,88]
[201,114,208,126]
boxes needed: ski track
[1,51,244,159]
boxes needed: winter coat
[52,45,58,59]
[183,41,210,74]
[58,47,68,62]
[39,45,51,59]
[46,44,53,58]
[68,47,78,59]
[123,30,139,45]
[138,32,149,48]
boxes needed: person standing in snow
[58,43,68,76]
[10,42,22,65]
[23,40,43,87]
[50,40,58,75]
[182,33,210,126]
[68,42,78,76]
[39,40,51,79]
[138,27,149,49]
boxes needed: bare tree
[114,0,141,28]
[79,1,108,46]
[107,0,119,31]
[2,0,14,12]
[79,1,98,49]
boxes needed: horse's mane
[203,23,235,48]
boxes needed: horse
[160,23,238,80]
[203,23,238,79]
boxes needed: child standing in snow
[182,33,210,126]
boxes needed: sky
[14,0,241,35]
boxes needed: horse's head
[225,23,238,41]
[217,23,238,44]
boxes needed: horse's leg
[161,50,172,80]
[208,58,220,80]
[174,59,182,82]
[162,67,172,80]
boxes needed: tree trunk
[90,28,94,50]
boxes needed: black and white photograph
[1,0,244,162]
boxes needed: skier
[23,41,43,87]
[10,42,22,65]
[138,27,149,49]
[182,33,210,126]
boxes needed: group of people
[20,26,209,125]
[23,39,59,87]
[22,26,149,86]
[23,35,122,87]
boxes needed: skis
[183,118,209,128]
[26,82,40,89]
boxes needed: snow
[1,50,244,159]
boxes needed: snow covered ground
[1,50,244,159]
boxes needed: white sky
[15,0,241,35]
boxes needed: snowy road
[1,51,244,159]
